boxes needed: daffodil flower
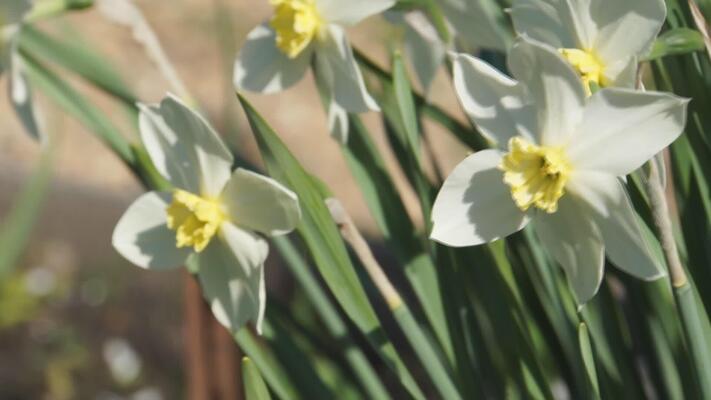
[511,0,665,94]
[112,94,301,333]
[431,38,688,304]
[234,0,394,142]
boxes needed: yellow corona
[166,190,226,252]
[500,137,571,214]
[559,48,605,95]
[270,0,323,58]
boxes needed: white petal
[233,24,311,94]
[139,104,201,193]
[9,51,46,145]
[533,196,605,305]
[198,223,269,333]
[510,0,570,48]
[222,168,301,236]
[141,94,234,196]
[112,191,190,270]
[327,98,349,143]
[592,0,666,62]
[440,0,508,51]
[602,56,637,88]
[507,37,585,146]
[431,150,530,246]
[567,89,689,176]
[314,25,379,113]
[560,0,597,49]
[401,11,446,95]
[451,52,536,147]
[581,178,665,280]
[316,0,395,26]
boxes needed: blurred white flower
[431,38,688,304]
[511,0,666,94]
[103,338,142,386]
[112,94,301,333]
[234,0,394,142]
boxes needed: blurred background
[0,0,468,398]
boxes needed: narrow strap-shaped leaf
[238,94,425,399]
[272,237,390,400]
[645,28,706,61]
[353,48,487,151]
[242,357,272,400]
[17,25,138,107]
[578,322,600,399]
[20,52,135,167]
[392,51,421,163]
[0,147,52,278]
[674,284,711,399]
[344,116,452,363]
[234,329,299,400]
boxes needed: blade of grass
[0,147,52,277]
[272,236,390,400]
[238,94,425,399]
[234,329,299,400]
[242,357,272,400]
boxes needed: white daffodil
[511,0,665,94]
[112,94,301,333]
[234,0,394,142]
[431,38,688,304]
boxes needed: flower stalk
[644,155,687,288]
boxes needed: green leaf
[343,116,452,362]
[20,52,136,167]
[17,25,138,107]
[353,48,488,151]
[0,148,52,277]
[578,322,600,399]
[234,329,299,400]
[646,28,707,61]
[271,237,389,399]
[242,357,272,400]
[238,94,425,399]
[674,284,711,399]
[391,304,463,400]
[392,51,421,162]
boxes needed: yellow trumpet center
[559,48,605,95]
[166,190,226,253]
[270,0,323,58]
[499,137,572,214]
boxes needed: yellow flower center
[166,190,226,253]
[559,48,605,95]
[270,0,323,58]
[499,137,572,214]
